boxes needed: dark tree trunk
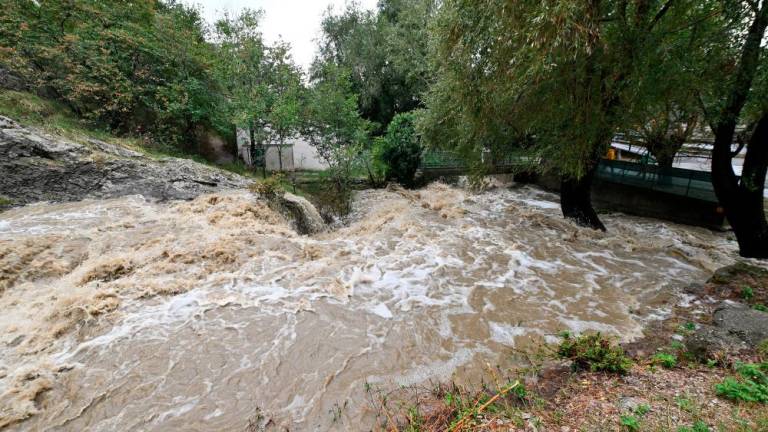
[711,3,768,258]
[561,162,606,231]
[715,114,768,258]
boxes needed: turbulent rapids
[0,183,737,431]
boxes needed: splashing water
[0,183,736,430]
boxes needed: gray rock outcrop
[0,116,249,205]
[713,302,768,345]
[684,324,750,360]
[685,302,768,360]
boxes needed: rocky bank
[0,116,249,206]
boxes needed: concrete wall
[236,128,328,171]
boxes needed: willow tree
[704,0,768,257]
[420,0,706,230]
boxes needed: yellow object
[606,148,616,160]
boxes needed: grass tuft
[557,332,633,375]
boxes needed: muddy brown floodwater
[0,183,737,431]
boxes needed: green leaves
[380,112,423,187]
[1,0,224,148]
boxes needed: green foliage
[379,112,422,187]
[303,62,373,214]
[620,414,640,431]
[316,0,435,130]
[249,173,285,197]
[653,353,678,369]
[742,286,755,301]
[557,332,633,375]
[419,0,724,183]
[682,322,697,332]
[677,421,711,432]
[715,362,768,403]
[0,0,227,149]
[634,404,651,416]
[754,304,768,312]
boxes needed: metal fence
[596,159,719,202]
[421,150,526,170]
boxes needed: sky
[186,0,379,70]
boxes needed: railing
[596,159,720,202]
[420,150,527,170]
[422,151,728,203]
[421,150,467,169]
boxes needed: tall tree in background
[316,0,435,130]
[705,0,768,257]
[263,42,304,171]
[421,0,708,230]
[213,9,269,169]
[304,62,373,195]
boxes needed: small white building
[236,129,328,171]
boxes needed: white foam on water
[0,184,741,431]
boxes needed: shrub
[754,304,768,312]
[620,415,640,431]
[742,286,755,300]
[557,332,633,375]
[677,421,710,432]
[653,353,678,369]
[715,362,768,403]
[380,112,423,187]
[249,173,285,197]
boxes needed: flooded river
[0,183,736,430]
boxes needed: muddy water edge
[0,183,737,431]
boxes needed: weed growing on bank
[716,362,768,403]
[556,331,633,374]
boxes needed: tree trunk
[715,114,768,258]
[711,3,768,258]
[560,162,606,231]
[248,121,256,167]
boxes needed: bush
[715,362,768,403]
[620,415,640,431]
[249,173,285,197]
[557,332,633,375]
[380,112,423,187]
[677,421,710,432]
[653,353,678,369]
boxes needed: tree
[263,42,304,172]
[316,0,435,130]
[213,9,270,172]
[380,112,422,187]
[304,62,372,198]
[705,0,768,258]
[420,0,709,230]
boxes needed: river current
[0,183,736,430]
